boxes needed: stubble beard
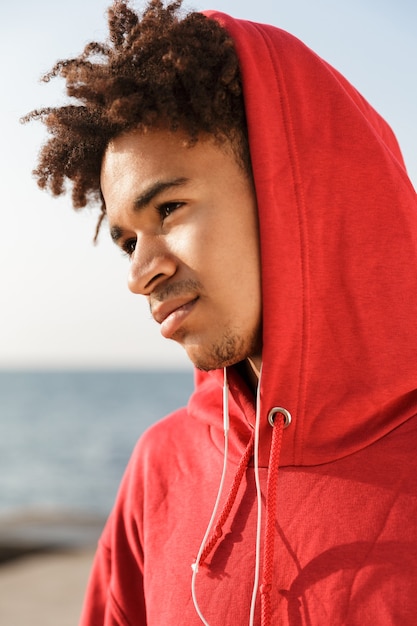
[151,279,261,371]
[181,327,261,372]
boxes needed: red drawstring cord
[260,413,285,626]
[196,404,289,626]
[198,432,255,567]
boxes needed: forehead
[103,127,229,169]
[100,128,245,211]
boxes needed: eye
[157,202,184,220]
[122,238,137,258]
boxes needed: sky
[1,0,416,370]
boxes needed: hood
[189,12,417,467]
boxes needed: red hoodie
[79,11,417,626]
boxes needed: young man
[26,1,417,624]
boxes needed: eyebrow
[109,177,189,244]
[134,177,189,210]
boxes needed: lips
[151,296,198,339]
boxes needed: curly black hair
[23,0,249,237]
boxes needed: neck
[244,357,262,394]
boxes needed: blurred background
[0,0,416,623]
[1,0,416,371]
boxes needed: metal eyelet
[268,407,292,428]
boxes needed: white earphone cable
[249,366,263,625]
[191,367,230,626]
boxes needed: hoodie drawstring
[191,367,291,626]
[260,407,291,626]
[198,431,255,567]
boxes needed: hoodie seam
[254,24,311,465]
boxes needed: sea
[0,370,194,525]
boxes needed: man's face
[101,128,262,371]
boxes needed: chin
[184,342,249,372]
[180,326,261,372]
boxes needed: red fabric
[198,431,255,568]
[80,12,417,626]
[260,415,285,626]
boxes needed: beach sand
[0,511,103,625]
[0,548,95,626]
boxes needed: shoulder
[136,406,196,454]
[124,405,212,482]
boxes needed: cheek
[166,203,261,295]
[166,219,221,269]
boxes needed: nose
[127,236,177,295]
